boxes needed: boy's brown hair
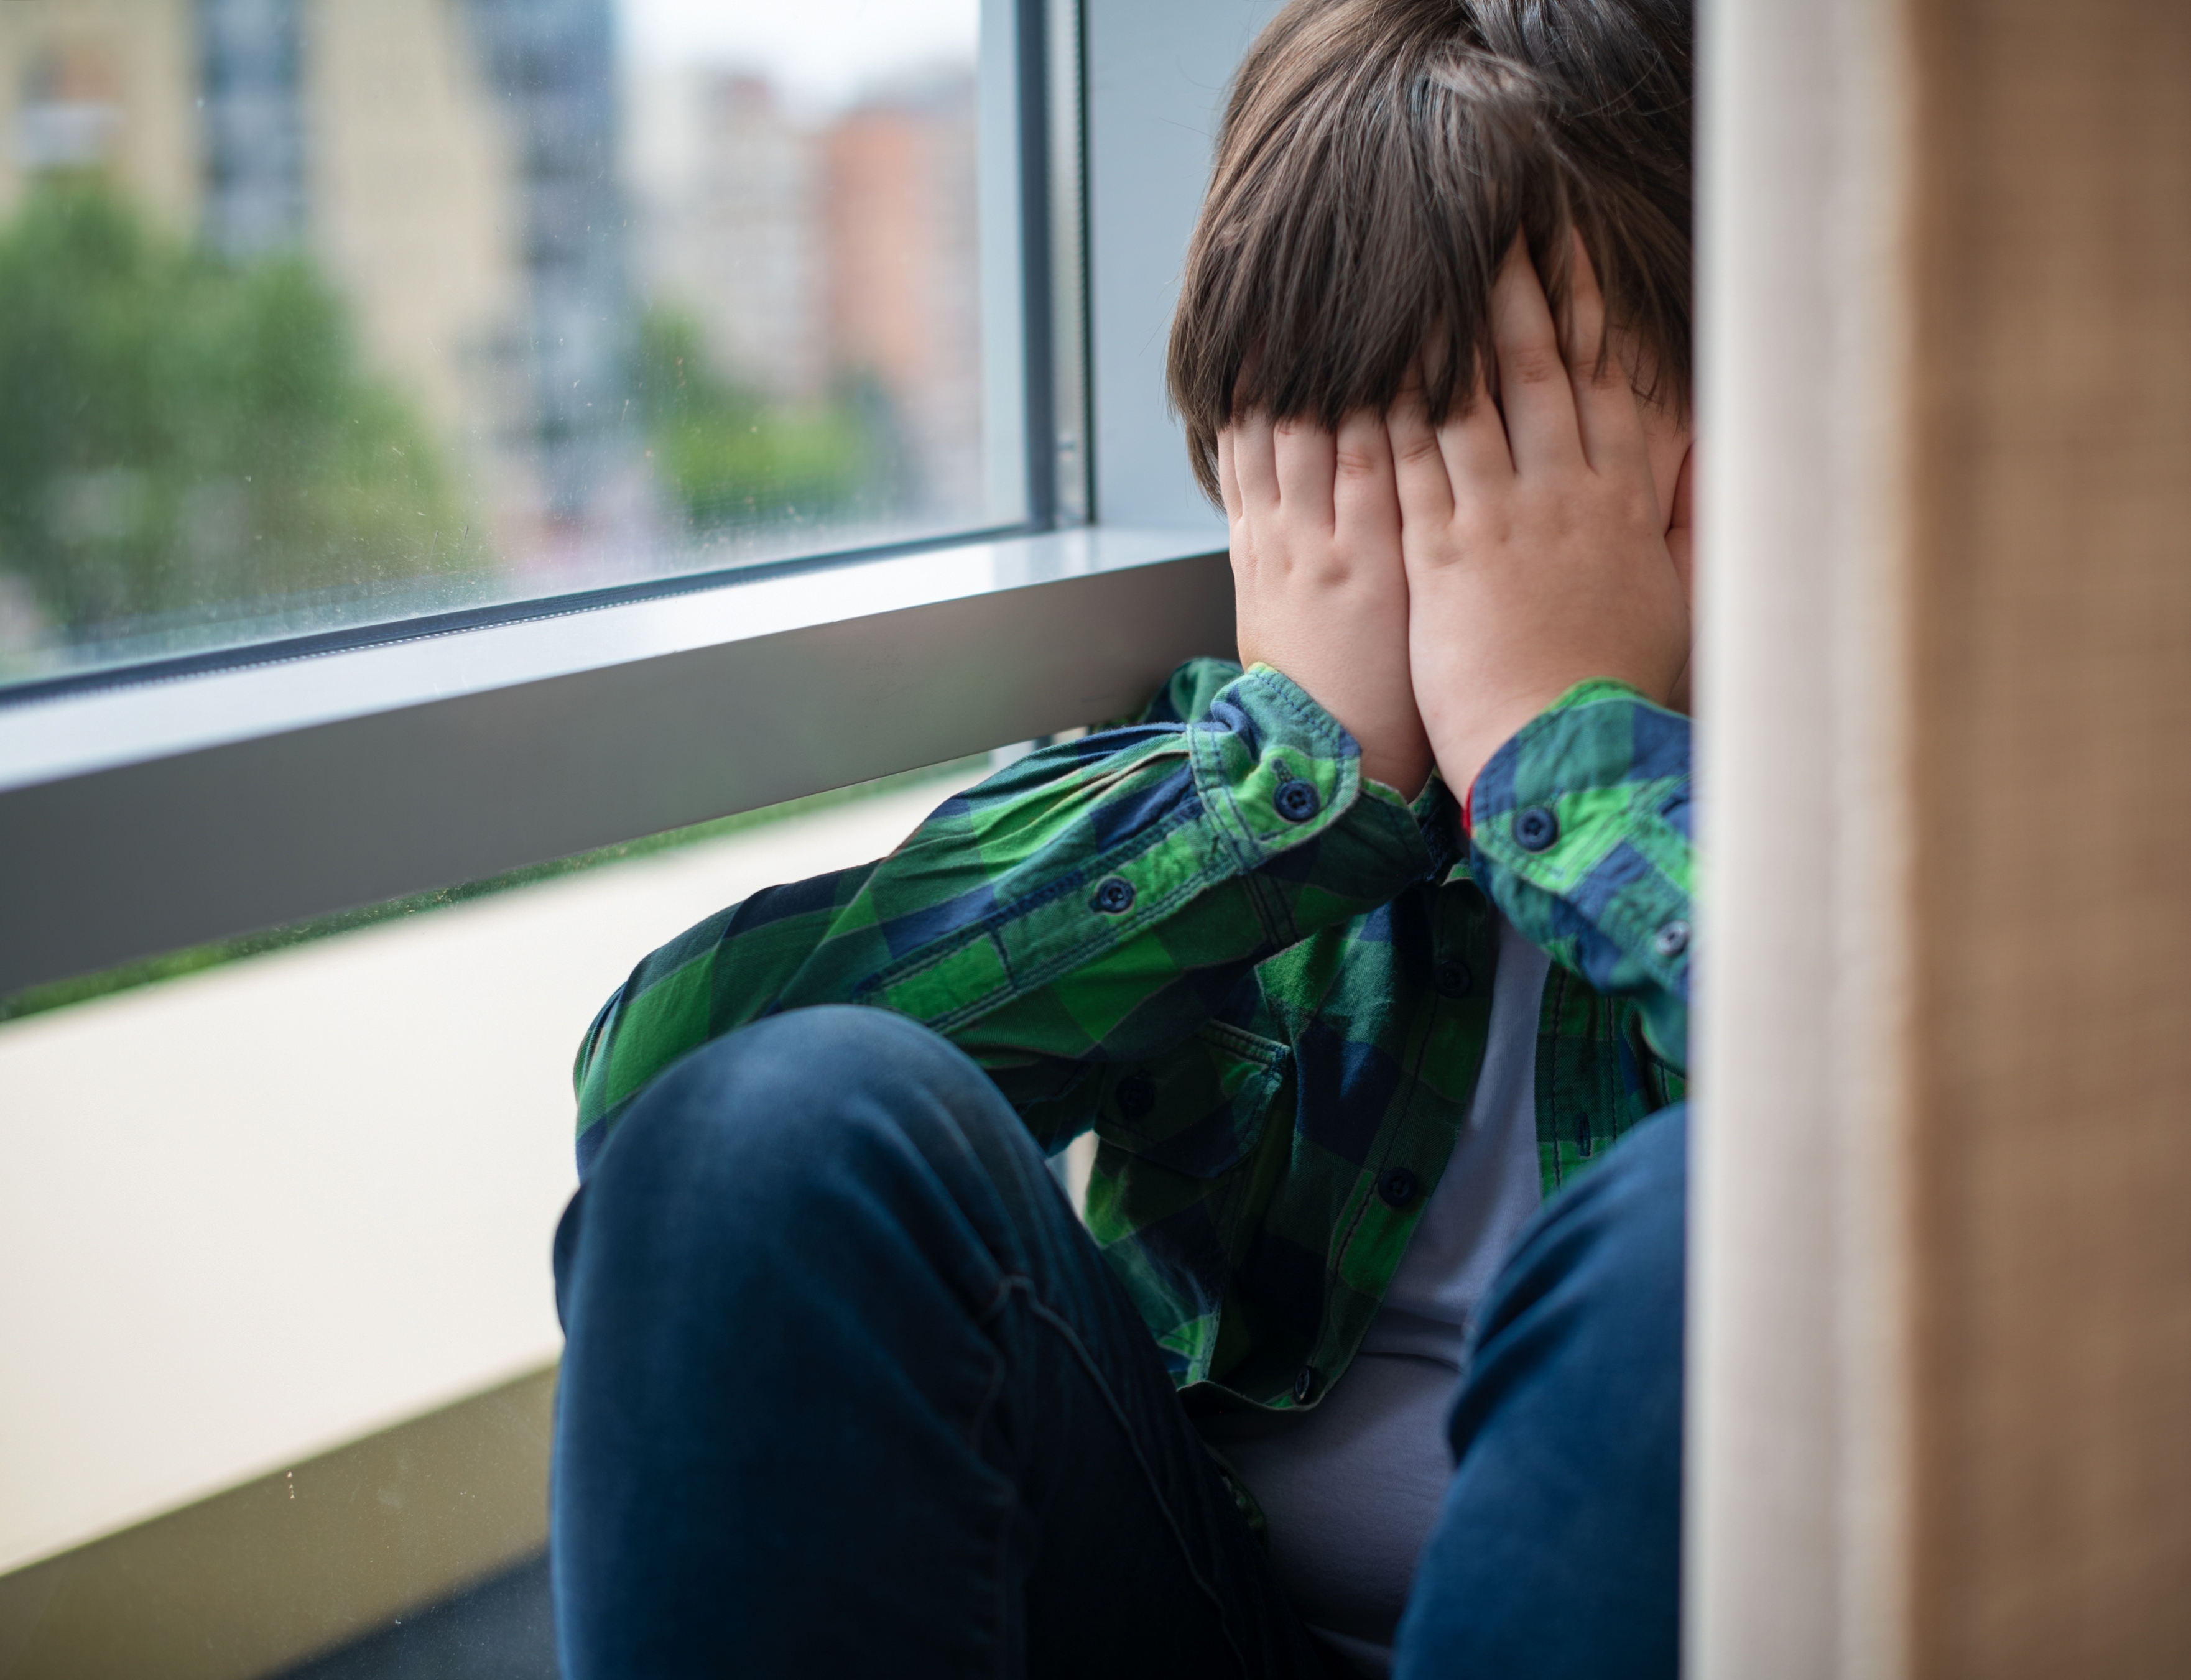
[1168,0,1692,502]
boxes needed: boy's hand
[1391,236,1692,796]
[1220,408,1434,797]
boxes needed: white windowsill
[0,773,970,1577]
[0,525,1231,995]
[0,527,1220,794]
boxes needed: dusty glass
[0,0,1007,688]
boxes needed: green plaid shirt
[573,660,1693,1411]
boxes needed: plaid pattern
[573,662,1691,1408]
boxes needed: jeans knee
[597,1006,981,1188]
[556,1007,1028,1342]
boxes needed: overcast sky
[620,0,979,108]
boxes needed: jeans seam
[983,1273,1253,1680]
[968,1278,1019,1680]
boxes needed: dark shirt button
[1433,959,1472,998]
[1274,780,1320,823]
[1379,1166,1420,1208]
[1652,918,1692,959]
[1292,1366,1315,1405]
[1513,805,1560,852]
[1116,1073,1157,1119]
[1091,875,1136,914]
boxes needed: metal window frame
[0,0,1259,999]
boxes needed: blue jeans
[550,1007,1684,1678]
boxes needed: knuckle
[1333,443,1381,480]
[1503,346,1565,387]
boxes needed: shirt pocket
[1093,1020,1291,1179]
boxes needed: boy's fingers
[1489,238,1584,474]
[1272,415,1338,532]
[1437,347,1516,489]
[1331,407,1397,543]
[1562,224,1608,364]
[1232,409,1279,514]
[1217,427,1243,523]
[1563,230,1652,480]
[1387,375,1457,528]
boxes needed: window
[0,1,1238,1671]
[0,0,1042,691]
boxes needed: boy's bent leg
[1395,1105,1687,1680]
[550,1005,1331,1680]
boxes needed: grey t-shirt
[1195,914,1552,1675]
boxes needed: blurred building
[627,68,984,520]
[628,71,825,405]
[458,0,628,530]
[0,2,986,574]
[820,77,981,517]
[0,0,198,227]
[307,0,524,467]
[200,0,304,252]
[0,0,627,558]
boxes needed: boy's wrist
[1427,691,1562,802]
[1424,670,1659,800]
[1238,658,1432,801]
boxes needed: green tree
[629,308,899,534]
[0,183,470,640]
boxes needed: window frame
[0,0,1261,999]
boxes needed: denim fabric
[551,1008,1684,1679]
[550,1005,1341,1679]
[1396,1105,1686,1680]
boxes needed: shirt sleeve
[1465,679,1695,1072]
[572,661,1442,1175]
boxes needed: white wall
[0,780,960,1573]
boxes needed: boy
[550,1,1697,1675]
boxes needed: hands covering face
[1220,235,1695,801]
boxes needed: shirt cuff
[1190,664,1435,876]
[1466,680,1697,1045]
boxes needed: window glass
[0,0,1007,689]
